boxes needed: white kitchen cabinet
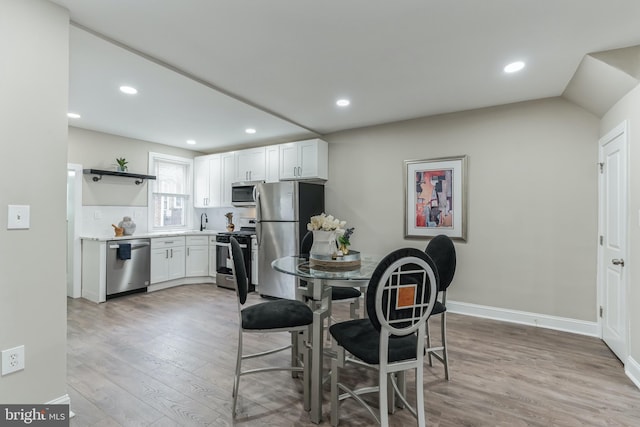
[186,235,209,277]
[209,236,217,277]
[265,145,280,182]
[194,155,212,207]
[235,147,266,182]
[150,237,186,284]
[220,152,235,207]
[195,154,222,207]
[279,138,328,181]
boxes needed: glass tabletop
[272,256,379,281]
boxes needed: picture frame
[404,155,468,241]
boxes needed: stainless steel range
[216,227,255,292]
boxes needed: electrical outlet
[1,345,25,375]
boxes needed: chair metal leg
[330,350,340,426]
[232,328,243,417]
[387,373,396,414]
[426,319,433,367]
[416,365,426,427]
[302,328,311,411]
[395,371,406,409]
[291,330,300,378]
[442,311,450,380]
[379,368,389,427]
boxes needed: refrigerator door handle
[256,221,262,246]
[255,185,262,246]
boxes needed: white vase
[310,230,337,256]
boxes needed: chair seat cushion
[432,300,446,315]
[242,299,313,330]
[329,319,419,365]
[331,287,362,301]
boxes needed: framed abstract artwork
[404,155,468,241]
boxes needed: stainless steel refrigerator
[256,181,324,299]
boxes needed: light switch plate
[7,205,30,229]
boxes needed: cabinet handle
[293,166,296,176]
[187,247,190,256]
[171,248,173,258]
[165,249,169,259]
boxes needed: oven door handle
[216,241,247,249]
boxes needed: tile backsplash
[82,206,148,237]
[81,205,256,237]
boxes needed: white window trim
[148,152,194,232]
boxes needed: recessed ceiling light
[67,112,81,119]
[245,128,256,134]
[186,140,196,145]
[336,99,350,107]
[119,85,138,95]
[504,61,525,73]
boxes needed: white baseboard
[46,394,75,418]
[447,300,599,337]
[625,356,640,391]
[147,277,215,293]
[46,394,70,405]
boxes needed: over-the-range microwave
[231,181,263,206]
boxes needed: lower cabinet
[150,237,186,284]
[186,235,209,277]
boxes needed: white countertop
[80,229,226,241]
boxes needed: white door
[599,121,628,362]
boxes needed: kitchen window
[148,152,193,230]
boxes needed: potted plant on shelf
[115,157,128,172]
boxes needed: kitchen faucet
[200,213,208,231]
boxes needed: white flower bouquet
[307,213,347,234]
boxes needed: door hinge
[599,162,604,173]
[599,235,604,245]
[599,306,603,318]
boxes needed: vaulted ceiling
[51,1,640,151]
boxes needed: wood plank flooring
[67,284,640,426]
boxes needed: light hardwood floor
[67,284,640,426]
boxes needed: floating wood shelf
[83,169,156,185]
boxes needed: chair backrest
[230,237,249,305]
[425,234,456,292]
[365,248,439,337]
[300,230,313,257]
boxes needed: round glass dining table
[271,255,379,424]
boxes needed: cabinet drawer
[186,235,209,246]
[151,236,186,249]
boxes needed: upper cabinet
[194,155,212,208]
[220,152,235,207]
[279,138,328,181]
[193,138,327,208]
[235,147,266,182]
[194,154,221,208]
[265,145,280,183]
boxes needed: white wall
[67,126,202,206]
[325,97,599,321]
[0,0,69,403]
[600,84,640,369]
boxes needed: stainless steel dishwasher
[106,238,151,298]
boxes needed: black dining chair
[328,247,439,426]
[424,234,457,380]
[229,237,313,417]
